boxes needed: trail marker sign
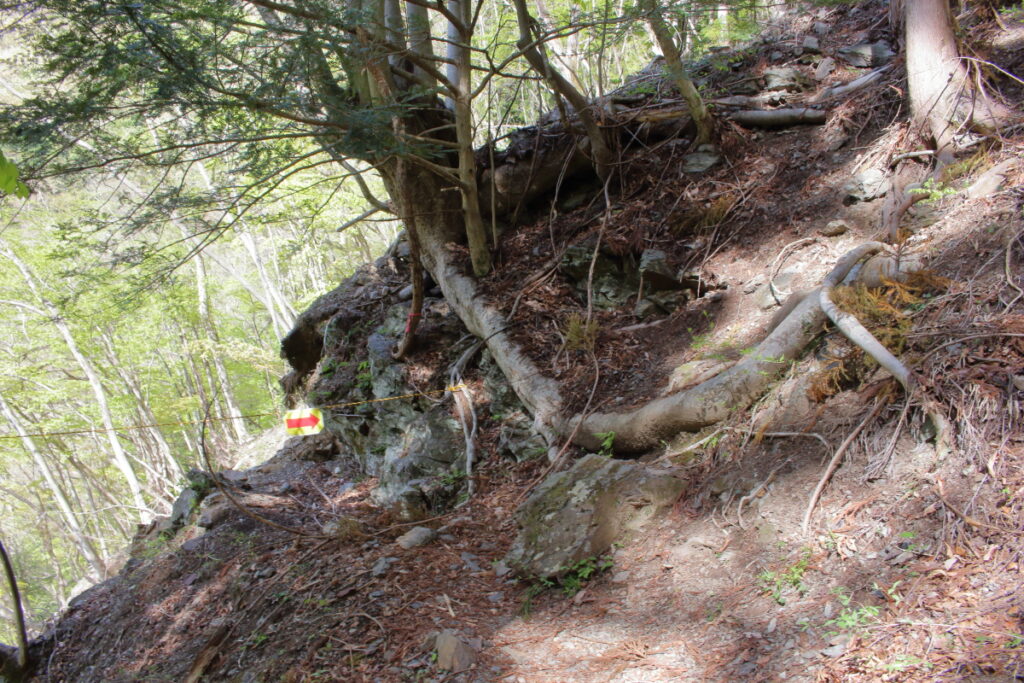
[285,408,323,436]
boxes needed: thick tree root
[819,269,912,389]
[419,239,565,452]
[571,243,891,453]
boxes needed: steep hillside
[5,1,1023,682]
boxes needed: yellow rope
[0,385,468,441]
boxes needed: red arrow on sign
[286,414,321,430]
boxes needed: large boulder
[505,454,686,578]
[370,407,465,521]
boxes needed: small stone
[820,219,850,236]
[486,592,504,603]
[682,152,721,173]
[611,571,631,584]
[396,526,437,549]
[492,560,511,577]
[460,552,482,572]
[814,57,836,82]
[770,50,784,61]
[801,36,820,53]
[813,21,828,36]
[837,41,895,68]
[372,556,397,577]
[1013,375,1024,391]
[821,644,846,658]
[843,168,891,202]
[435,631,476,672]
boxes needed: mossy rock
[505,454,686,578]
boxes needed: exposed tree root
[819,266,912,389]
[571,243,889,453]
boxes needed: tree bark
[903,0,1010,159]
[641,0,712,143]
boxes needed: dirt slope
[20,1,1024,681]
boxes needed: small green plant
[439,468,467,487]
[909,177,957,203]
[826,587,882,635]
[559,555,614,597]
[594,431,616,457]
[758,548,812,605]
[355,359,372,391]
[519,577,555,617]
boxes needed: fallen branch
[802,397,886,535]
[729,108,827,128]
[812,65,892,103]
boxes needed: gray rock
[372,556,397,577]
[802,36,820,53]
[813,21,828,36]
[682,152,721,173]
[505,454,686,578]
[814,57,836,82]
[486,592,504,603]
[820,219,850,236]
[435,631,476,672]
[639,249,679,290]
[371,407,463,521]
[764,66,810,92]
[633,297,661,320]
[837,41,895,67]
[756,271,797,309]
[492,560,511,577]
[496,411,548,462]
[843,168,891,202]
[396,526,437,549]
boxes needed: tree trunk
[192,250,248,443]
[641,0,712,143]
[903,0,1010,159]
[0,392,107,579]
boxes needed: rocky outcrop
[505,454,686,578]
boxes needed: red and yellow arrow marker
[284,408,323,436]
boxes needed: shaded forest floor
[25,2,1024,681]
